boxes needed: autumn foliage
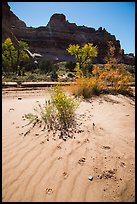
[67,42,133,98]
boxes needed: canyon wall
[2,2,135,65]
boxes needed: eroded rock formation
[2,2,135,65]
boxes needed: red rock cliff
[2,2,135,65]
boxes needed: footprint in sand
[63,171,69,179]
[120,161,126,167]
[102,145,111,150]
[45,188,53,195]
[84,138,90,143]
[57,156,63,160]
[78,157,86,166]
[9,108,15,112]
[57,145,62,149]
[40,141,44,144]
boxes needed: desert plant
[51,87,79,129]
[34,100,57,130]
[91,41,134,96]
[92,63,133,95]
[2,37,30,75]
[24,87,79,137]
[67,77,101,98]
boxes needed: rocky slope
[2,2,135,65]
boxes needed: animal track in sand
[45,188,53,195]
[84,138,90,143]
[120,161,126,167]
[57,145,62,149]
[63,171,69,179]
[78,157,86,166]
[57,156,63,160]
[102,145,111,150]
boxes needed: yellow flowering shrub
[51,87,79,128]
[92,63,133,94]
[24,87,79,133]
[67,77,102,98]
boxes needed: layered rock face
[2,2,135,65]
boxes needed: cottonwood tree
[2,37,29,75]
[67,43,98,77]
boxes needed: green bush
[24,87,79,137]
[51,87,79,129]
[50,66,58,81]
[39,60,53,73]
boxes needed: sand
[2,88,135,202]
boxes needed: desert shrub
[39,60,53,73]
[68,77,101,98]
[50,67,58,81]
[51,87,79,128]
[24,87,79,136]
[92,63,133,95]
[34,100,57,130]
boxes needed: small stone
[18,97,22,100]
[88,176,93,181]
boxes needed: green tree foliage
[2,38,29,75]
[39,60,53,73]
[67,43,98,76]
[2,38,17,73]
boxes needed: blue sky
[8,2,135,55]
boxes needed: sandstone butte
[2,2,135,65]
